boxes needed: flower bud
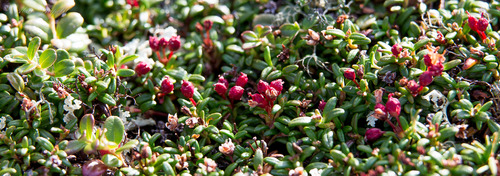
[386,94,401,118]
[344,68,356,81]
[423,54,432,66]
[374,103,386,113]
[214,83,227,97]
[257,80,269,94]
[463,58,479,70]
[391,43,402,56]
[365,128,385,142]
[161,76,174,94]
[270,79,284,93]
[235,72,248,87]
[158,37,168,49]
[204,20,213,31]
[228,86,244,101]
[181,80,194,99]
[419,71,434,87]
[168,35,181,52]
[477,14,488,32]
[219,139,235,156]
[135,61,151,76]
[406,80,420,96]
[248,93,266,108]
[467,11,478,31]
[318,100,326,111]
[218,75,229,88]
[428,62,444,76]
[149,36,159,51]
[308,29,320,41]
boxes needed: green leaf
[24,19,50,42]
[118,55,138,65]
[279,22,300,38]
[36,137,54,151]
[22,0,47,12]
[241,31,258,41]
[7,72,24,92]
[226,44,244,54]
[102,154,122,167]
[116,140,139,153]
[289,117,314,127]
[116,69,135,77]
[79,114,94,141]
[27,37,41,61]
[349,33,371,45]
[105,116,125,146]
[264,46,272,67]
[54,59,75,77]
[39,49,57,68]
[201,15,225,24]
[16,63,38,74]
[325,29,346,39]
[65,140,86,154]
[98,93,116,106]
[51,0,75,18]
[242,41,262,50]
[56,12,83,39]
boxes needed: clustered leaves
[0,0,500,175]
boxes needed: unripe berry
[235,72,248,87]
[228,86,244,101]
[181,80,194,99]
[161,76,174,94]
[168,36,181,51]
[135,62,151,76]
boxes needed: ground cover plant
[0,0,500,175]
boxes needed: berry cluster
[149,35,181,64]
[213,73,247,102]
[467,11,489,41]
[248,79,284,112]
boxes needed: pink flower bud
[204,20,213,31]
[374,103,386,112]
[270,79,284,93]
[318,100,326,111]
[158,38,168,49]
[181,80,194,99]
[391,43,402,56]
[214,83,227,97]
[135,61,151,76]
[477,15,488,32]
[126,0,139,7]
[365,128,385,142]
[419,71,434,87]
[248,93,266,108]
[467,11,478,31]
[235,72,248,87]
[406,80,420,96]
[161,76,174,94]
[428,62,444,76]
[423,54,432,67]
[257,80,269,94]
[386,93,401,118]
[228,86,244,101]
[168,36,181,52]
[344,68,356,81]
[149,36,159,51]
[218,75,229,88]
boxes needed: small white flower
[366,111,378,127]
[0,116,6,130]
[155,26,177,41]
[422,90,448,112]
[309,168,323,176]
[63,96,82,124]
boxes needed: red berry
[386,94,401,118]
[228,86,244,101]
[391,43,402,56]
[467,11,479,31]
[161,76,174,94]
[235,72,248,87]
[419,71,434,87]
[158,38,168,49]
[270,79,284,93]
[181,80,194,99]
[135,61,151,76]
[365,128,385,142]
[168,36,181,51]
[214,83,227,97]
[257,80,269,94]
[344,68,356,81]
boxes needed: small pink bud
[218,75,229,88]
[319,100,326,111]
[391,43,402,56]
[467,11,479,31]
[149,36,159,51]
[365,128,385,142]
[423,54,432,66]
[248,93,266,108]
[374,103,386,112]
[214,83,227,97]
[228,86,244,101]
[436,31,446,44]
[270,79,284,93]
[428,62,444,76]
[419,71,434,87]
[477,15,488,32]
[257,80,269,94]
[158,38,168,49]
[406,80,420,96]
[161,76,174,94]
[204,20,213,31]
[135,62,151,76]
[181,80,194,99]
[386,94,401,118]
[235,72,248,87]
[168,36,181,52]
[344,68,356,81]
[126,0,139,7]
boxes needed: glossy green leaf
[51,0,75,18]
[39,49,57,68]
[105,116,125,146]
[54,59,75,77]
[56,12,84,38]
[27,37,41,61]
[116,69,135,77]
[102,154,122,167]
